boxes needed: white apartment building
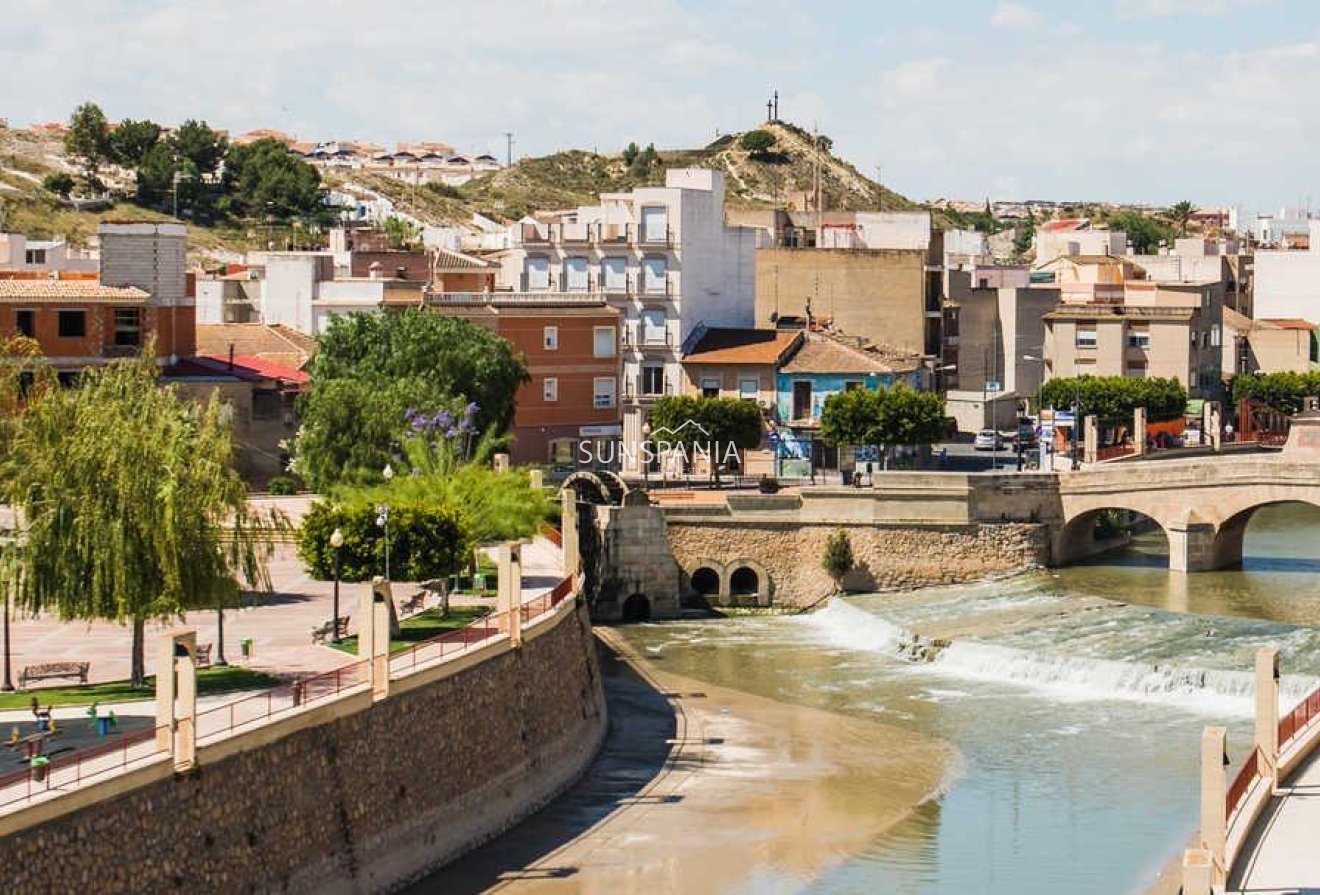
[481,168,758,407]
[1035,228,1127,263]
[0,233,98,272]
[1253,222,1320,320]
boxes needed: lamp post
[329,527,344,642]
[377,464,394,581]
[641,422,652,489]
[2,592,12,692]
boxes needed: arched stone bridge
[1052,454,1320,570]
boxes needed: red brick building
[426,295,621,467]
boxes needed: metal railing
[1096,444,1138,462]
[194,660,370,740]
[1226,746,1260,818]
[520,576,576,626]
[388,607,500,676]
[0,724,166,810]
[1279,685,1320,745]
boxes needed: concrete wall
[754,248,927,354]
[0,601,605,894]
[1253,250,1320,320]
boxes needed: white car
[973,429,1002,451]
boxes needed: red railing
[542,525,563,549]
[388,607,499,675]
[194,660,370,741]
[520,575,575,626]
[1257,431,1290,448]
[0,724,166,810]
[1096,444,1137,462]
[1226,747,1261,817]
[1279,685,1320,746]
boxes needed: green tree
[1106,209,1177,254]
[0,354,283,685]
[382,215,422,251]
[221,137,326,220]
[40,172,75,198]
[293,311,529,490]
[822,529,855,592]
[648,395,764,481]
[739,130,776,153]
[1231,371,1320,414]
[107,118,162,168]
[621,141,640,166]
[820,384,946,449]
[1038,375,1188,425]
[297,500,471,584]
[1012,212,1037,261]
[171,119,228,177]
[64,101,110,186]
[1166,200,1196,237]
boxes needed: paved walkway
[1229,748,1320,893]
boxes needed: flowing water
[620,503,1320,894]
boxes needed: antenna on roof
[504,132,514,168]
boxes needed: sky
[2,0,1319,212]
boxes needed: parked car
[974,429,1002,451]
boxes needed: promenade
[1229,749,1320,893]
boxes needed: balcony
[519,223,550,245]
[637,226,673,247]
[425,291,608,307]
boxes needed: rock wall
[0,602,605,895]
[668,519,1048,606]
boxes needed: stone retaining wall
[667,519,1048,605]
[0,602,605,894]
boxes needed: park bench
[19,662,90,689]
[194,644,213,667]
[310,616,351,645]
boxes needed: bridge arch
[1056,505,1171,567]
[723,559,773,607]
[1212,498,1320,570]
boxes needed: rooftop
[684,328,801,365]
[195,323,316,370]
[0,280,150,303]
[780,333,919,375]
[1259,318,1318,331]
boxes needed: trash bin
[841,470,853,486]
[473,573,485,591]
[96,716,110,737]
[31,756,49,783]
[241,637,253,660]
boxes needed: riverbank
[422,626,958,894]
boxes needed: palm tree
[1167,200,1196,237]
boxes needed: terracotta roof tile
[780,335,916,374]
[0,280,149,302]
[684,328,801,365]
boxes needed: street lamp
[641,422,652,489]
[378,464,394,581]
[329,527,344,642]
[1,592,12,692]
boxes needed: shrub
[758,475,780,494]
[298,500,472,583]
[41,172,75,197]
[822,529,855,591]
[739,130,776,153]
[267,475,298,495]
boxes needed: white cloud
[1116,0,1273,18]
[880,59,946,99]
[991,2,1041,30]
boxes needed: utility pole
[504,132,514,168]
[875,164,883,213]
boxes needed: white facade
[1035,229,1127,262]
[853,211,932,251]
[0,233,98,272]
[1253,250,1320,320]
[943,228,989,260]
[487,168,757,403]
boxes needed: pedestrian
[1224,422,1235,443]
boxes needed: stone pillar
[1168,511,1217,572]
[1200,726,1228,888]
[362,578,392,701]
[1083,414,1098,465]
[493,453,510,473]
[529,468,543,491]
[1256,647,1280,789]
[1133,406,1147,457]
[1207,403,1222,452]
[156,630,197,770]
[1182,848,1213,895]
[498,542,523,646]
[621,405,644,478]
[560,488,580,578]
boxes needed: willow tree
[1,354,282,685]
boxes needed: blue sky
[2,0,1318,212]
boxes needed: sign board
[1053,411,1076,426]
[579,425,622,437]
[986,381,1002,393]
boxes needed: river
[616,502,1320,894]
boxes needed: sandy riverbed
[422,627,958,895]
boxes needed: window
[792,381,813,420]
[739,378,759,400]
[15,309,34,338]
[1128,362,1147,378]
[525,256,550,291]
[642,256,667,294]
[550,439,575,465]
[640,205,669,243]
[593,326,616,358]
[1127,330,1150,350]
[565,256,589,292]
[113,308,142,347]
[844,380,864,391]
[57,309,86,338]
[701,377,720,398]
[25,249,46,265]
[1211,324,1222,348]
[641,364,665,396]
[543,325,559,350]
[641,309,667,345]
[593,377,616,408]
[1075,328,1097,349]
[601,257,627,292]
[543,377,558,402]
